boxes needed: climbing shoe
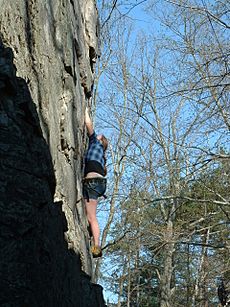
[91,246,102,258]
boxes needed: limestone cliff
[0,0,105,305]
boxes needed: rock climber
[83,106,108,258]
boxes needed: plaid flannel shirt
[85,131,105,168]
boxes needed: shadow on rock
[0,38,105,307]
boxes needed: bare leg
[84,198,100,247]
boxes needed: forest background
[92,1,229,306]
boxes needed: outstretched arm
[85,106,94,136]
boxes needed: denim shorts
[83,177,107,201]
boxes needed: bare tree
[94,1,230,305]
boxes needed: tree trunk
[193,228,210,307]
[117,256,127,307]
[127,247,131,307]
[160,220,175,307]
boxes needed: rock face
[0,0,105,306]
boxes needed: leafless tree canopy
[95,1,229,306]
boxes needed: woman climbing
[83,106,108,258]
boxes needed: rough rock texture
[0,0,105,306]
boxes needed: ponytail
[101,135,108,176]
[103,152,107,176]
